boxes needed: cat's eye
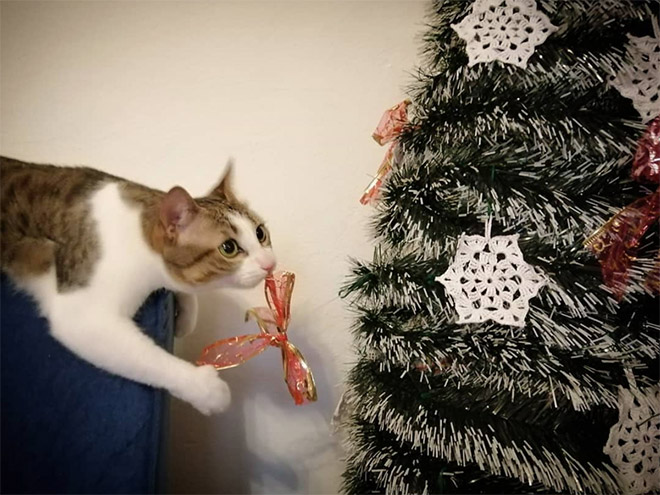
[256,225,269,244]
[219,239,240,258]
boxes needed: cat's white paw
[174,293,198,338]
[180,365,231,415]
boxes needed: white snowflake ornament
[436,224,545,327]
[604,384,660,495]
[451,0,558,69]
[611,23,660,123]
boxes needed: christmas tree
[341,1,660,494]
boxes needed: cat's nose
[259,260,276,273]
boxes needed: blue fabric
[1,274,174,494]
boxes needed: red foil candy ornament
[197,271,317,405]
[586,118,660,300]
[360,99,410,205]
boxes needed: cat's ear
[160,186,199,237]
[209,160,237,202]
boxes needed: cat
[0,156,276,415]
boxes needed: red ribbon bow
[360,99,410,205]
[586,117,660,300]
[197,271,317,405]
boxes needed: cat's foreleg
[174,292,198,338]
[49,309,230,415]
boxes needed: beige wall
[0,1,426,493]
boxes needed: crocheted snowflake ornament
[451,0,558,69]
[436,232,545,327]
[611,28,660,123]
[603,384,660,495]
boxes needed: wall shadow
[166,286,345,494]
[166,289,252,494]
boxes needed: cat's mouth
[235,270,270,289]
[192,269,269,291]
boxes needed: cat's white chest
[87,182,169,315]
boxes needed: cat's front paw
[182,365,231,415]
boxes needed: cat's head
[157,163,276,290]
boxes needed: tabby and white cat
[0,156,276,414]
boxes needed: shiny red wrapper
[361,99,410,205]
[586,119,660,300]
[360,146,395,205]
[197,271,317,405]
[372,99,410,145]
[586,190,660,300]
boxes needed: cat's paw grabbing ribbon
[180,365,232,415]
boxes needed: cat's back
[1,157,115,205]
[0,157,120,288]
